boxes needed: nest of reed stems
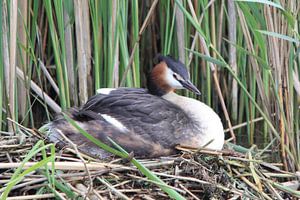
[0,131,299,200]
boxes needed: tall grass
[0,1,3,131]
[1,0,299,171]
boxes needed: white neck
[162,92,224,150]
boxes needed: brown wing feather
[48,88,195,158]
[76,88,193,147]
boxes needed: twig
[224,114,276,133]
[179,183,201,200]
[16,66,61,113]
[97,177,130,200]
[38,59,59,95]
[6,193,66,200]
[0,162,121,170]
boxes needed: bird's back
[46,88,194,158]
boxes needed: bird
[43,55,224,158]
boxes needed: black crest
[156,55,190,80]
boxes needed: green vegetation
[0,0,299,198]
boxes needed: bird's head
[148,55,201,96]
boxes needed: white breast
[162,92,224,150]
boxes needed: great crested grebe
[45,55,224,158]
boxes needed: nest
[0,133,299,199]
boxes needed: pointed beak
[180,80,201,95]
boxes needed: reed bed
[0,0,300,198]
